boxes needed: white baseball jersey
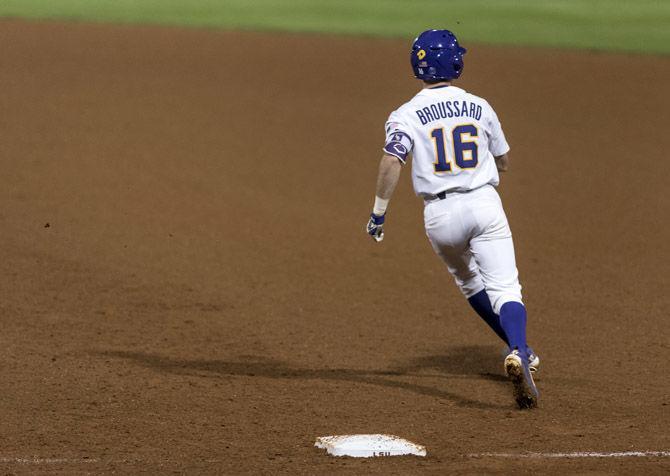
[383,85,509,198]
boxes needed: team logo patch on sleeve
[391,143,407,155]
[383,131,413,164]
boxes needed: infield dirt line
[469,451,670,458]
[0,457,100,464]
[0,457,230,465]
[2,451,669,465]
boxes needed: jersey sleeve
[383,110,414,164]
[485,104,510,157]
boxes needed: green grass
[1,0,669,54]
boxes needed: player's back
[385,86,509,198]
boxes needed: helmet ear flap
[452,54,464,76]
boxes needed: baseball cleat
[527,346,540,373]
[503,346,540,373]
[504,349,539,409]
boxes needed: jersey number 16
[430,124,478,173]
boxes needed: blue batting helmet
[411,29,467,82]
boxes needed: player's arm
[376,153,403,199]
[495,153,509,172]
[485,101,511,173]
[366,154,403,242]
[366,119,412,242]
[366,125,412,242]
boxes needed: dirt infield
[1,19,668,474]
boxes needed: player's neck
[423,80,453,90]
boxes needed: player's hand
[366,213,385,242]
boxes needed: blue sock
[499,301,528,353]
[467,290,509,345]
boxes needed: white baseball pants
[423,185,523,314]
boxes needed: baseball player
[365,30,539,409]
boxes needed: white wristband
[373,196,389,215]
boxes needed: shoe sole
[505,354,538,409]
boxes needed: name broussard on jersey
[416,100,482,125]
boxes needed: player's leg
[469,281,539,371]
[425,190,538,408]
[468,186,538,408]
[470,234,538,408]
[467,287,508,345]
[469,225,525,350]
[425,197,511,345]
[463,186,527,346]
[427,238,482,298]
[426,190,539,370]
